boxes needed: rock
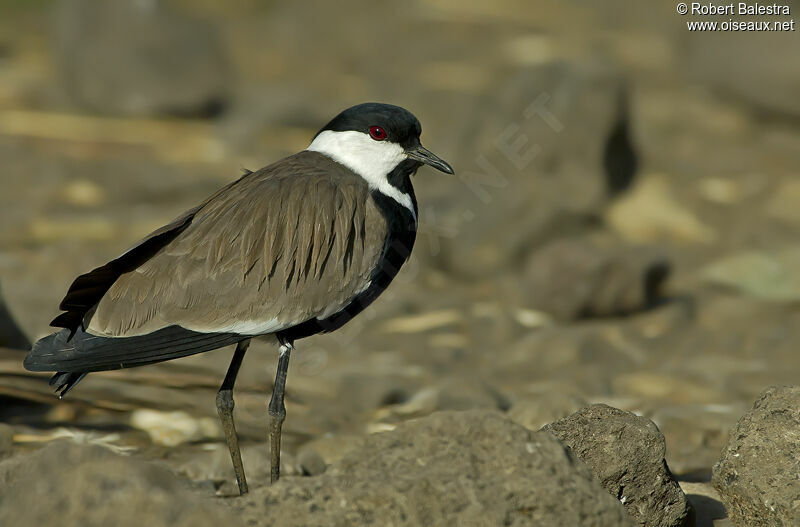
[713,385,800,527]
[28,216,116,242]
[129,408,220,447]
[52,0,230,117]
[297,434,365,467]
[543,404,693,527]
[685,31,800,118]
[175,443,278,486]
[61,179,106,208]
[524,237,670,320]
[296,447,327,476]
[0,440,239,527]
[766,179,800,225]
[702,249,800,302]
[696,177,748,205]
[605,174,717,244]
[0,282,29,349]
[422,58,636,277]
[235,410,634,526]
[508,393,587,431]
[612,372,726,405]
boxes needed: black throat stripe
[277,172,418,342]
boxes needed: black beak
[406,145,454,174]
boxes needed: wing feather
[86,151,386,338]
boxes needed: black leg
[268,339,293,483]
[216,338,250,495]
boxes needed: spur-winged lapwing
[24,102,453,494]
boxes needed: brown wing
[85,151,387,337]
[51,208,200,333]
[50,167,263,333]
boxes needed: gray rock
[702,249,800,302]
[174,442,279,486]
[236,410,634,526]
[713,385,800,527]
[52,0,230,117]
[0,440,239,527]
[421,58,636,278]
[297,447,327,476]
[524,237,670,320]
[544,404,692,527]
[297,434,365,468]
[685,30,800,118]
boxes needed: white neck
[307,130,416,220]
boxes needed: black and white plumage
[24,102,454,493]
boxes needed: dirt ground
[1,1,799,526]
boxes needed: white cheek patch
[307,130,416,220]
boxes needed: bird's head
[307,103,454,184]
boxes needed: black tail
[24,325,245,398]
[49,371,88,398]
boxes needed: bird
[23,102,454,495]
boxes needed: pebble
[702,249,800,302]
[606,174,717,243]
[297,448,327,476]
[129,409,219,447]
[612,372,725,404]
[29,216,115,242]
[61,179,106,207]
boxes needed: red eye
[369,126,387,141]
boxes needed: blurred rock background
[1,0,799,525]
